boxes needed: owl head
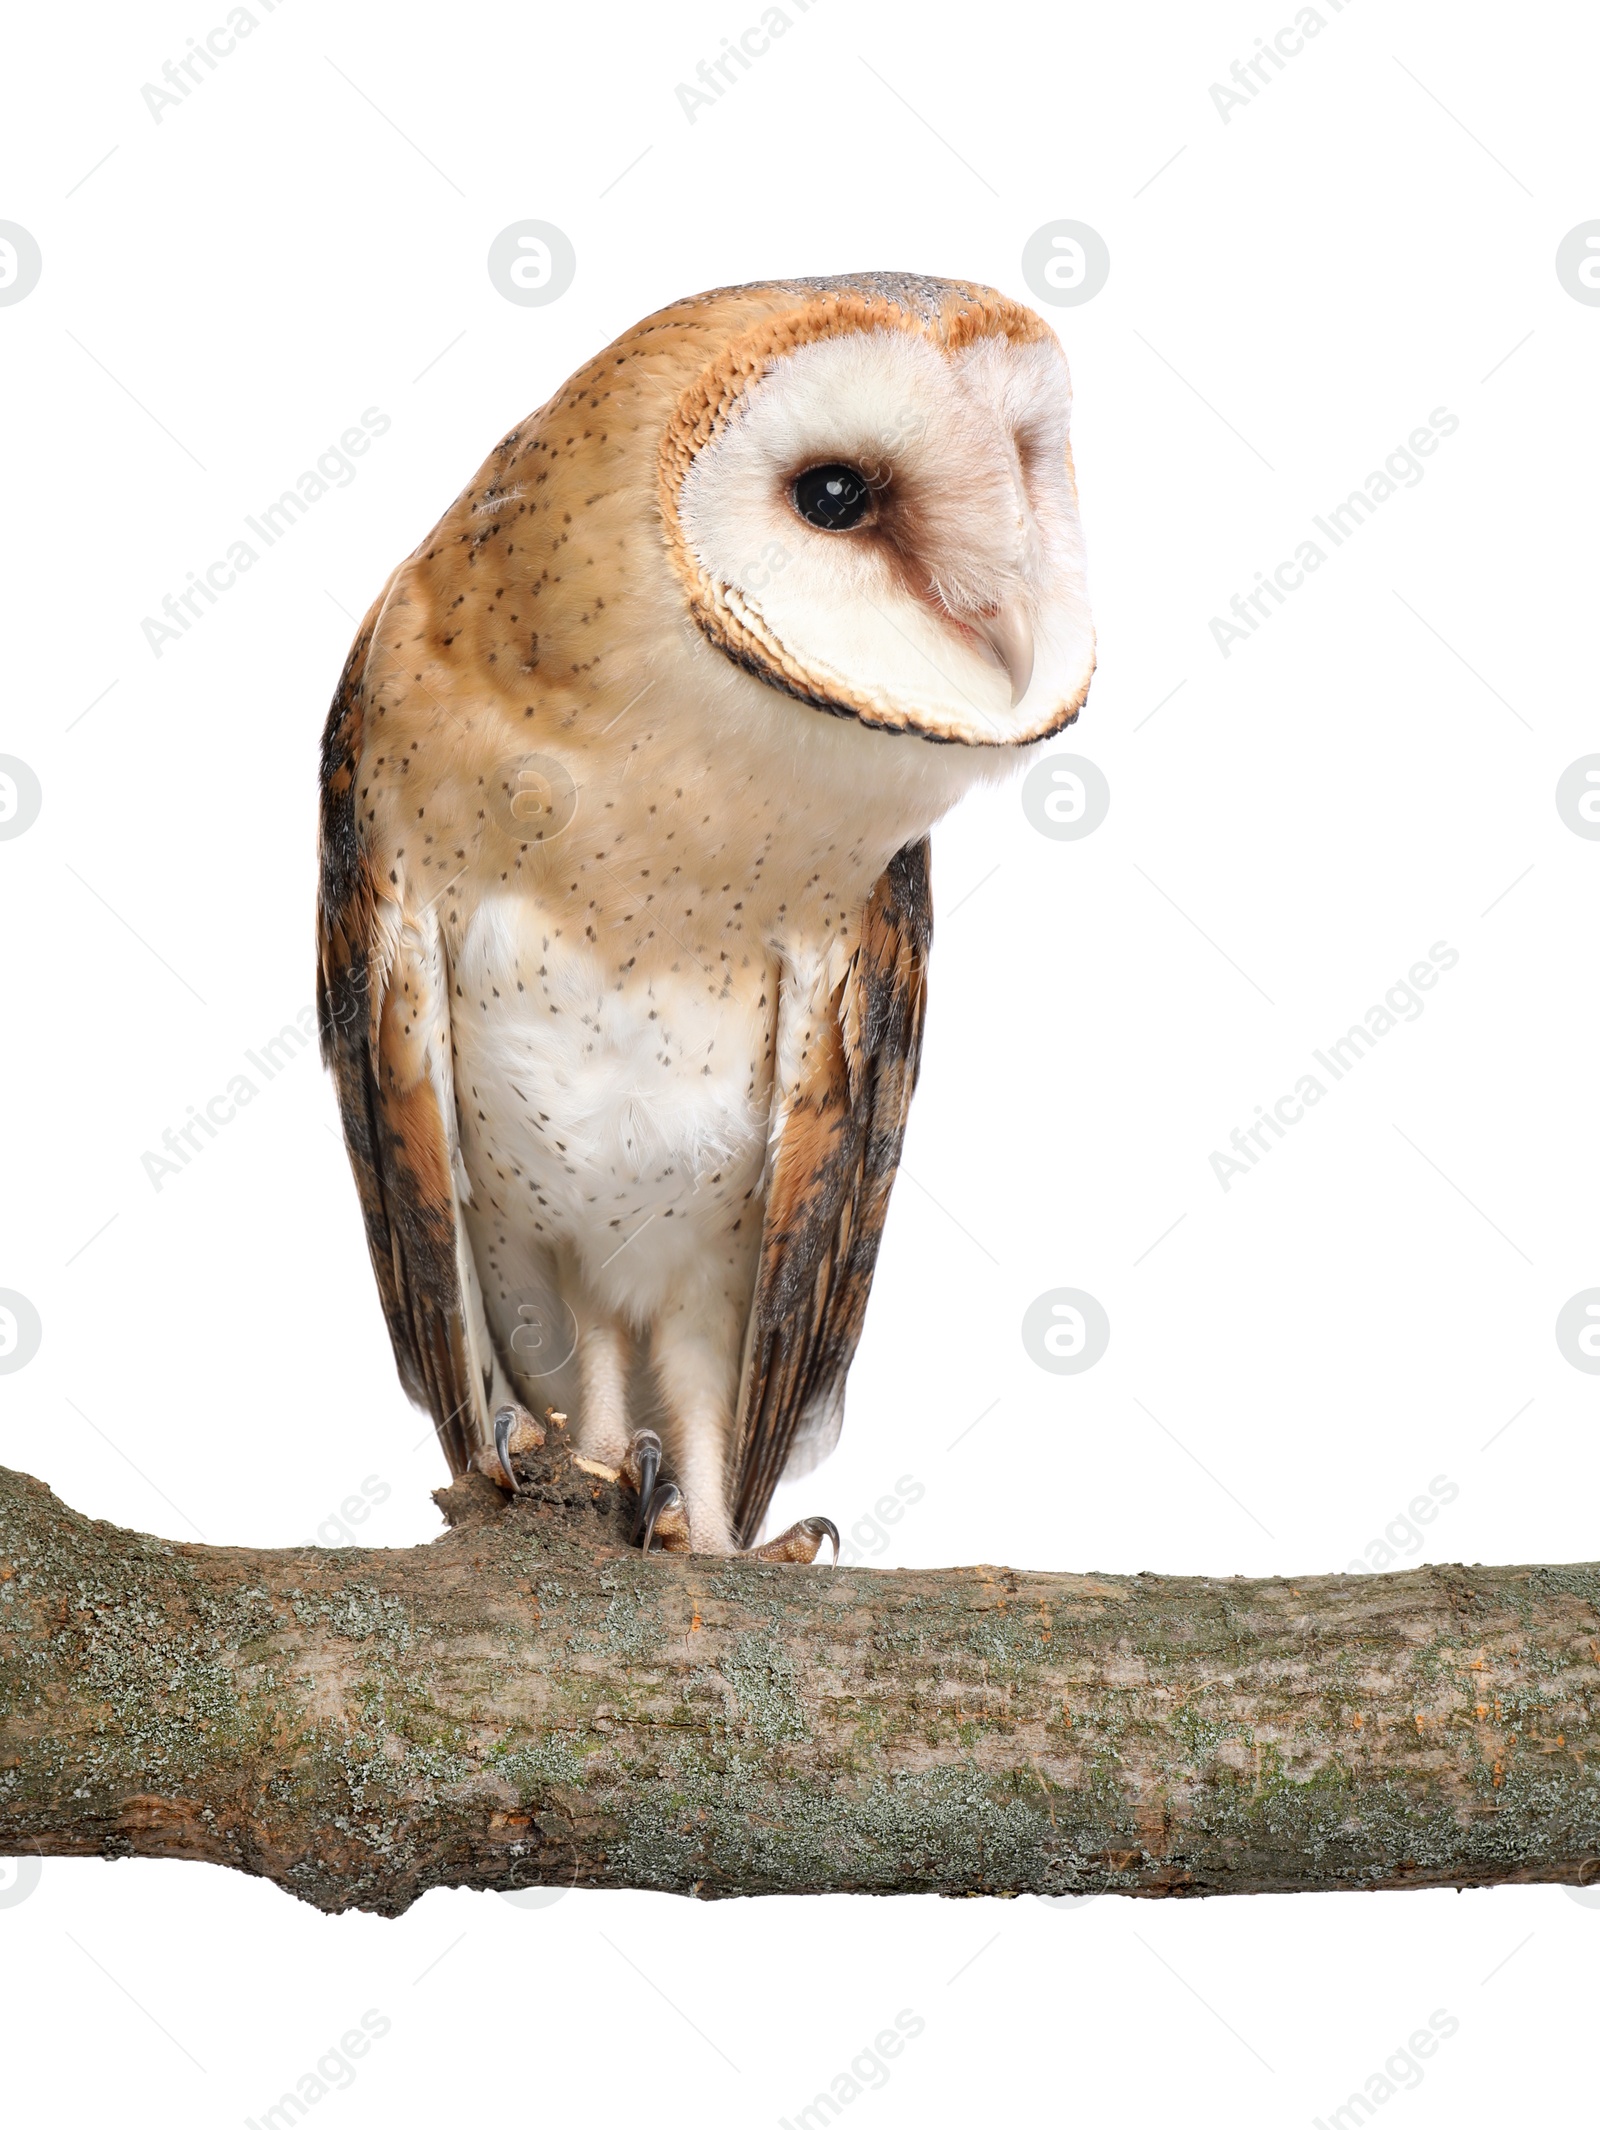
[657,272,1095,749]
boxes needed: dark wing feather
[315,609,477,1474]
[729,839,932,1546]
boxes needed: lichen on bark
[2,1438,1598,1917]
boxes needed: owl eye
[791,463,872,531]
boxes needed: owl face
[662,293,1094,748]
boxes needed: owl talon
[638,1481,691,1554]
[495,1408,522,1493]
[618,1429,664,1544]
[744,1516,840,1565]
[471,1404,546,1493]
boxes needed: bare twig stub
[1,1444,1597,1916]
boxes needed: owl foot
[638,1480,693,1553]
[610,1435,836,1561]
[742,1516,840,1565]
[618,1429,665,1545]
[634,1499,835,1561]
[472,1405,546,1492]
[617,1431,693,1552]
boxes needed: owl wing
[315,606,488,1475]
[729,839,932,1548]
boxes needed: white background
[2,0,1597,2122]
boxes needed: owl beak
[970,601,1035,707]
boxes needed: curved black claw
[628,1429,662,1545]
[744,1514,840,1564]
[638,1480,683,1555]
[494,1407,522,1494]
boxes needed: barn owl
[317,271,1094,1558]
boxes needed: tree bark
[2,1441,1598,1916]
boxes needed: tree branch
[2,1438,1597,1915]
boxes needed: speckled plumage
[317,272,1093,1550]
